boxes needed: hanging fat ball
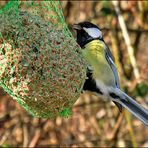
[0,3,86,118]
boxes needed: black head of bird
[73,21,103,48]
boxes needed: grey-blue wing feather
[104,44,122,111]
[105,45,120,88]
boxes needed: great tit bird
[73,21,148,126]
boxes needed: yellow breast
[82,40,116,87]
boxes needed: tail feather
[110,88,148,126]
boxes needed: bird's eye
[83,27,102,39]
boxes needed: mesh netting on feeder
[0,1,86,118]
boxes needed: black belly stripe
[83,71,103,95]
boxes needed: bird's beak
[73,24,82,30]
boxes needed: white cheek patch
[83,27,102,38]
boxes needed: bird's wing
[105,44,120,88]
[104,44,123,111]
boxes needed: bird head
[73,22,103,48]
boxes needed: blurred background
[0,1,148,147]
